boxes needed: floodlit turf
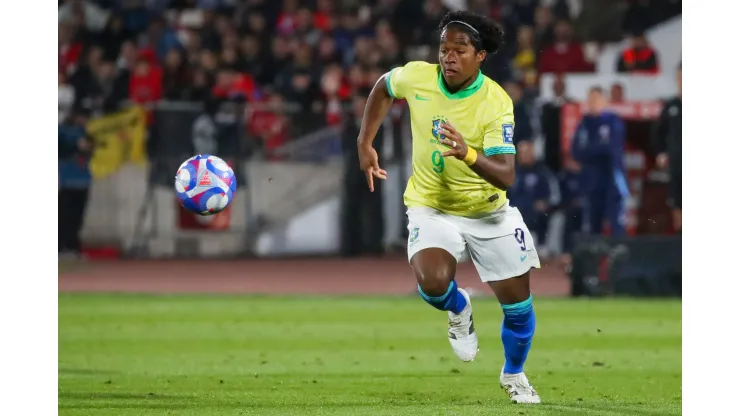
[59,294,681,415]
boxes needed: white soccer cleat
[500,370,541,404]
[448,288,478,362]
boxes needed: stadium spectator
[538,19,593,74]
[653,64,682,232]
[610,82,626,103]
[415,0,451,46]
[59,22,84,76]
[58,0,111,33]
[162,49,191,100]
[573,0,624,43]
[621,0,656,36]
[248,92,290,159]
[508,139,559,255]
[341,91,384,258]
[616,32,659,74]
[69,46,103,107]
[59,72,76,124]
[532,5,555,48]
[98,14,132,61]
[512,26,537,82]
[504,81,534,143]
[129,53,163,123]
[72,48,128,116]
[211,65,257,102]
[58,108,93,257]
[313,0,335,32]
[276,0,301,36]
[571,86,629,237]
[539,74,573,173]
[558,156,583,254]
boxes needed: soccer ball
[174,154,237,216]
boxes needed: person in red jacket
[538,20,594,74]
[211,66,258,102]
[59,23,84,75]
[617,32,659,75]
[128,52,163,124]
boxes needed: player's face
[439,27,485,88]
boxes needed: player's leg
[488,272,539,404]
[462,205,541,404]
[407,208,477,361]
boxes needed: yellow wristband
[462,147,478,166]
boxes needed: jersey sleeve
[385,61,429,100]
[482,100,516,156]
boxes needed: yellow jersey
[386,61,516,217]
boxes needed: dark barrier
[570,234,682,297]
[150,101,247,187]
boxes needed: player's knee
[414,264,455,296]
[410,248,457,296]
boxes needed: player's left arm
[439,114,517,190]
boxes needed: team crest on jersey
[503,124,514,144]
[432,116,448,140]
[409,227,420,244]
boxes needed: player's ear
[476,50,486,64]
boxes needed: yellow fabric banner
[86,106,147,179]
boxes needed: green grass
[59,295,681,415]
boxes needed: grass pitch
[59,295,681,415]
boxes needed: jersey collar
[436,69,484,100]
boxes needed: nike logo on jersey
[415,94,431,101]
[520,254,528,262]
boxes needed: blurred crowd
[59,0,679,144]
[59,0,681,258]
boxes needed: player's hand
[438,123,469,160]
[358,144,387,192]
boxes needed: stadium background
[58,0,682,414]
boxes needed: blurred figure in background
[508,139,559,256]
[616,31,659,75]
[558,156,583,255]
[653,64,682,232]
[58,108,93,257]
[504,81,534,143]
[539,74,572,173]
[572,86,629,237]
[341,91,384,257]
[610,82,625,103]
[59,71,76,123]
[512,26,537,81]
[538,19,593,74]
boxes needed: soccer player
[356,11,541,404]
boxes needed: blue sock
[417,280,467,314]
[501,295,536,374]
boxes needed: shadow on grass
[538,402,680,415]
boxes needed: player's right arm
[357,62,426,191]
[357,74,392,192]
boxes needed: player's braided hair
[438,11,505,56]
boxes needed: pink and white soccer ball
[174,154,237,216]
